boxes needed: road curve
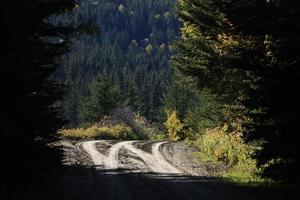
[81,140,181,173]
[66,140,262,200]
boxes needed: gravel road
[46,140,261,200]
[3,140,296,200]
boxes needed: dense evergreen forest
[52,0,180,126]
[2,1,300,198]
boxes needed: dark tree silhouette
[1,0,76,194]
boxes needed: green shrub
[59,124,140,140]
[193,124,263,183]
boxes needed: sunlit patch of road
[81,140,182,174]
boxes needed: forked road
[81,141,180,173]
[67,140,261,200]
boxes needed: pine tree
[160,70,197,120]
[174,0,249,102]
[80,75,122,124]
[223,0,300,183]
[1,0,76,195]
[175,0,300,183]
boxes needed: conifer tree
[80,75,122,123]
[1,0,76,194]
[222,0,300,183]
[175,0,300,182]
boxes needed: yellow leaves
[196,124,251,165]
[193,124,262,183]
[215,33,240,56]
[181,22,199,39]
[217,33,240,46]
[145,44,153,54]
[215,33,257,57]
[165,110,183,141]
[59,124,137,140]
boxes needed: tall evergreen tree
[80,75,122,124]
[175,0,300,183]
[1,0,76,194]
[220,0,300,183]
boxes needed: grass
[59,124,141,140]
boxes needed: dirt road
[47,140,261,200]
[81,141,180,173]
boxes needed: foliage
[111,107,158,139]
[194,124,262,183]
[149,133,166,141]
[80,75,122,124]
[164,110,183,141]
[174,0,300,183]
[59,124,139,140]
[217,0,300,183]
[183,89,224,139]
[53,0,181,125]
[161,70,224,140]
[133,112,159,135]
[160,70,198,120]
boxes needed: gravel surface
[46,140,263,200]
[4,140,295,200]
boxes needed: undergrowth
[193,124,265,184]
[149,133,166,141]
[59,124,140,140]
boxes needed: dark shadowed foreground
[2,141,299,200]
[4,167,298,200]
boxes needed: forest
[2,0,300,199]
[52,0,180,125]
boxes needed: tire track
[81,140,182,174]
[81,140,109,168]
[152,142,181,173]
[108,141,133,169]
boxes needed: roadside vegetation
[162,106,263,183]
[59,124,139,140]
[192,125,263,183]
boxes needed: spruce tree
[222,0,300,183]
[80,75,122,124]
[175,0,300,183]
[1,0,76,195]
